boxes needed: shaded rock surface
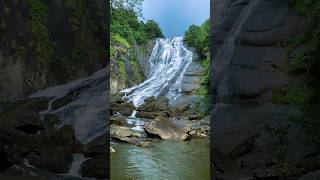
[0,98,81,175]
[211,0,312,179]
[81,154,108,179]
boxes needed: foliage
[196,55,210,97]
[111,0,143,15]
[62,0,106,79]
[184,19,210,58]
[145,20,164,39]
[280,0,320,145]
[118,60,127,79]
[110,0,163,89]
[271,85,312,105]
[27,0,55,82]
[113,34,131,48]
[111,7,163,45]
[185,19,211,97]
[130,57,144,83]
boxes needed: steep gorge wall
[110,38,155,94]
[0,0,107,101]
[211,0,315,178]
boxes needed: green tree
[145,20,164,39]
[184,19,211,97]
[184,19,210,57]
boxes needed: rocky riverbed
[110,93,210,179]
[110,94,210,146]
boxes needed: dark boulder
[137,96,157,112]
[136,111,158,119]
[27,147,73,174]
[84,134,107,158]
[0,149,12,171]
[81,154,108,179]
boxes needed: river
[111,139,210,180]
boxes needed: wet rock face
[211,0,309,179]
[82,134,109,179]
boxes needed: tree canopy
[111,1,164,45]
[184,19,210,58]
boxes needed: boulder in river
[136,111,158,119]
[111,101,135,116]
[144,116,189,140]
[110,125,142,140]
[110,116,127,126]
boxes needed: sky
[141,0,210,38]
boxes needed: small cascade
[121,37,193,107]
[130,110,137,118]
[127,110,145,132]
[66,154,89,177]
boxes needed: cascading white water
[121,37,193,107]
[29,68,107,144]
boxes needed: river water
[111,139,210,180]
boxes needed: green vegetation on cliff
[111,8,163,45]
[275,0,320,144]
[184,20,210,98]
[27,0,55,83]
[111,0,163,91]
[63,0,106,78]
[185,19,210,58]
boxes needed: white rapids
[121,37,193,107]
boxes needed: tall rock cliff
[0,0,107,101]
[110,37,154,94]
[211,0,317,179]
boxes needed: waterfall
[29,68,108,144]
[121,37,193,107]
